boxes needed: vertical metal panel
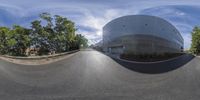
[103,15,184,55]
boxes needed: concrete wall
[0,50,79,65]
[103,15,184,55]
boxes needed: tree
[40,12,53,28]
[31,20,50,55]
[0,27,10,54]
[0,12,88,56]
[39,13,55,52]
[31,20,42,47]
[8,25,31,56]
[190,26,200,55]
[54,15,76,52]
[74,34,88,49]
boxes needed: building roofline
[103,14,183,41]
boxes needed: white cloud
[183,33,192,49]
[77,9,126,44]
[139,5,200,49]
[0,0,200,48]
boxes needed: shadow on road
[112,54,195,74]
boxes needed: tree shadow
[111,54,195,74]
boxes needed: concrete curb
[1,50,79,59]
[0,50,79,65]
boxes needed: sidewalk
[0,50,79,65]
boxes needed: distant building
[25,47,55,56]
[25,47,39,56]
[93,41,103,51]
[103,15,184,55]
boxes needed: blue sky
[0,0,200,49]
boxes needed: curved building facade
[103,15,184,55]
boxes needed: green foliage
[7,25,31,56]
[74,34,88,48]
[190,26,200,55]
[0,13,88,56]
[53,15,76,52]
[0,27,10,54]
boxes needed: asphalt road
[0,49,199,100]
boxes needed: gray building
[103,15,184,55]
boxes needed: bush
[190,26,200,55]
